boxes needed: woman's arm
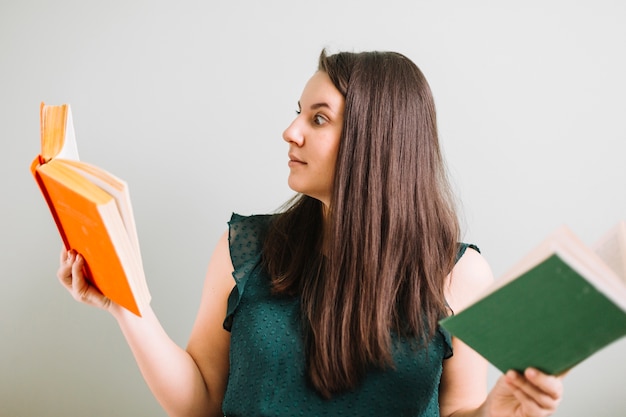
[439,248,564,417]
[439,248,493,416]
[58,231,235,417]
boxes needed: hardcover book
[31,103,149,316]
[440,222,626,374]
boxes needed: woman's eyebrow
[297,101,336,114]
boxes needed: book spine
[31,157,71,250]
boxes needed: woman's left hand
[484,368,564,417]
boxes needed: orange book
[31,103,150,316]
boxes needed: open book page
[40,103,80,161]
[468,225,626,313]
[55,107,79,160]
[96,201,150,310]
[470,226,577,303]
[593,221,626,283]
[554,228,626,312]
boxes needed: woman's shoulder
[445,245,494,314]
[229,212,275,230]
[228,212,276,247]
[227,212,276,274]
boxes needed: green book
[440,221,626,375]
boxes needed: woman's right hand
[57,248,113,312]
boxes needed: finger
[524,368,564,401]
[70,254,90,301]
[506,370,561,412]
[507,376,548,417]
[57,250,75,288]
[69,255,111,310]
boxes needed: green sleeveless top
[222,213,477,417]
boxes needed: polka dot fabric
[222,213,476,417]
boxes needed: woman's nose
[283,118,304,146]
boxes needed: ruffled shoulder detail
[437,326,454,360]
[456,242,480,262]
[223,213,273,331]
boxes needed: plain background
[2,1,625,416]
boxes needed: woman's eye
[295,109,301,115]
[313,114,327,126]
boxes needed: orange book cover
[31,103,149,316]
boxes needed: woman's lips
[288,154,306,167]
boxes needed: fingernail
[526,368,537,378]
[505,370,517,380]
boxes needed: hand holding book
[32,103,150,316]
[440,222,626,375]
[57,249,114,311]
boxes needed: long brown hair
[263,50,460,398]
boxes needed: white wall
[2,1,625,416]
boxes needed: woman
[58,50,564,417]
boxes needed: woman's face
[283,71,345,207]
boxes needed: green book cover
[439,253,626,374]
